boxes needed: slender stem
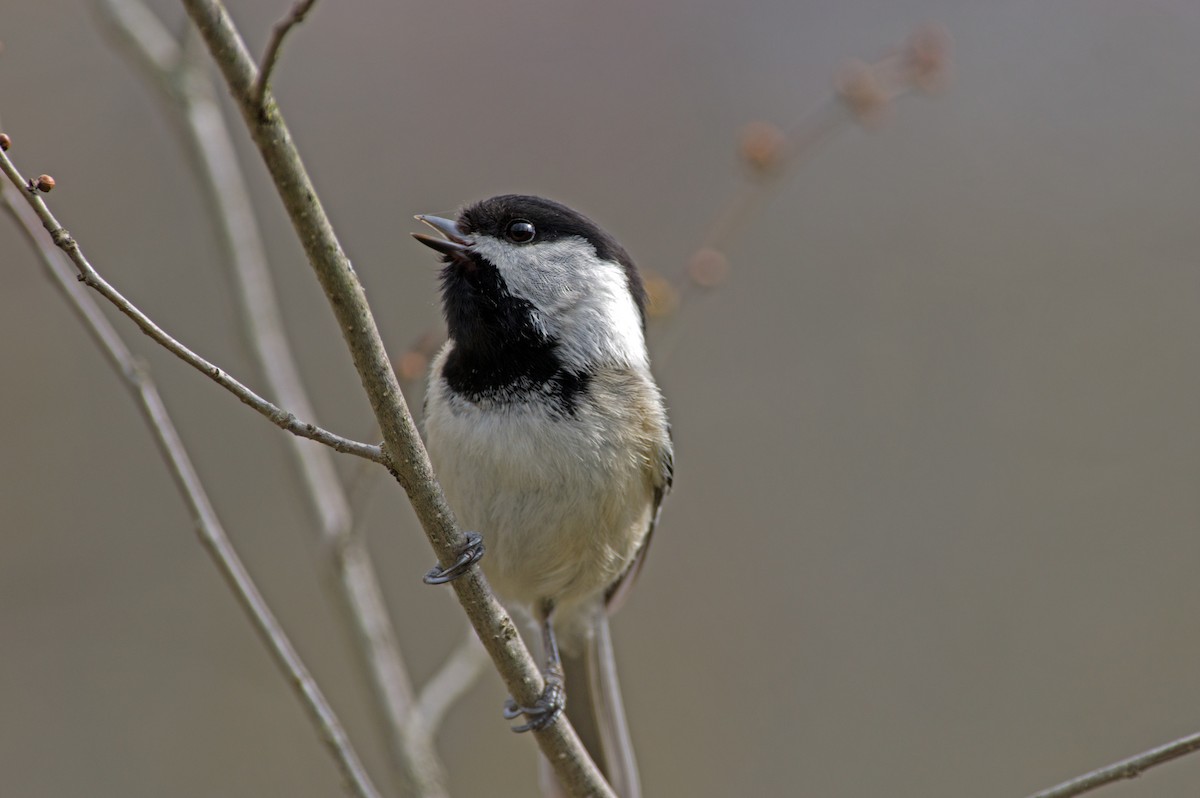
[700,100,847,254]
[0,147,384,465]
[98,3,458,792]
[418,628,491,732]
[178,1,616,794]
[1,177,382,798]
[1025,731,1200,798]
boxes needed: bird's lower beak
[413,214,470,255]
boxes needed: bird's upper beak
[412,214,471,256]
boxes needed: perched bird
[413,195,672,797]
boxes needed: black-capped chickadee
[413,195,672,798]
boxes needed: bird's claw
[503,676,565,733]
[423,531,485,585]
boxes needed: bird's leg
[422,531,485,585]
[504,601,566,733]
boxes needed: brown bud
[642,272,679,318]
[686,248,730,289]
[835,60,890,129]
[35,174,55,192]
[412,329,445,358]
[0,133,10,151]
[396,350,429,382]
[904,23,952,93]
[739,121,786,174]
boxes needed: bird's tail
[539,613,641,798]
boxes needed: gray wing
[604,426,672,613]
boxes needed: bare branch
[98,4,456,791]
[418,628,491,732]
[1,169,382,798]
[179,1,616,794]
[252,0,318,109]
[1025,731,1200,798]
[0,148,384,465]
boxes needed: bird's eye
[505,219,536,244]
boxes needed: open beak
[412,214,470,256]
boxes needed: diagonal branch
[1,164,382,798]
[178,1,616,794]
[252,0,318,109]
[97,2,459,793]
[0,147,385,465]
[1025,731,1200,798]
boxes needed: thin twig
[1,170,382,798]
[699,99,847,255]
[98,3,462,792]
[1025,731,1200,798]
[179,1,616,794]
[252,0,318,109]
[699,27,949,259]
[418,628,491,732]
[650,26,952,367]
[0,148,385,465]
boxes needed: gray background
[3,0,1199,796]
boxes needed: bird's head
[413,195,648,373]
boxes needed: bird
[412,194,672,797]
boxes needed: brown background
[3,1,1200,796]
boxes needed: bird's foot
[503,674,565,733]
[422,531,485,585]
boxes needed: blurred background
[3,0,1200,796]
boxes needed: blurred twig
[701,24,951,261]
[1025,731,1200,798]
[178,0,616,794]
[645,25,950,365]
[726,42,938,232]
[418,628,491,732]
[0,146,382,798]
[98,2,460,792]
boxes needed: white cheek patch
[471,235,648,371]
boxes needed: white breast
[423,346,659,623]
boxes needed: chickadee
[413,195,672,798]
